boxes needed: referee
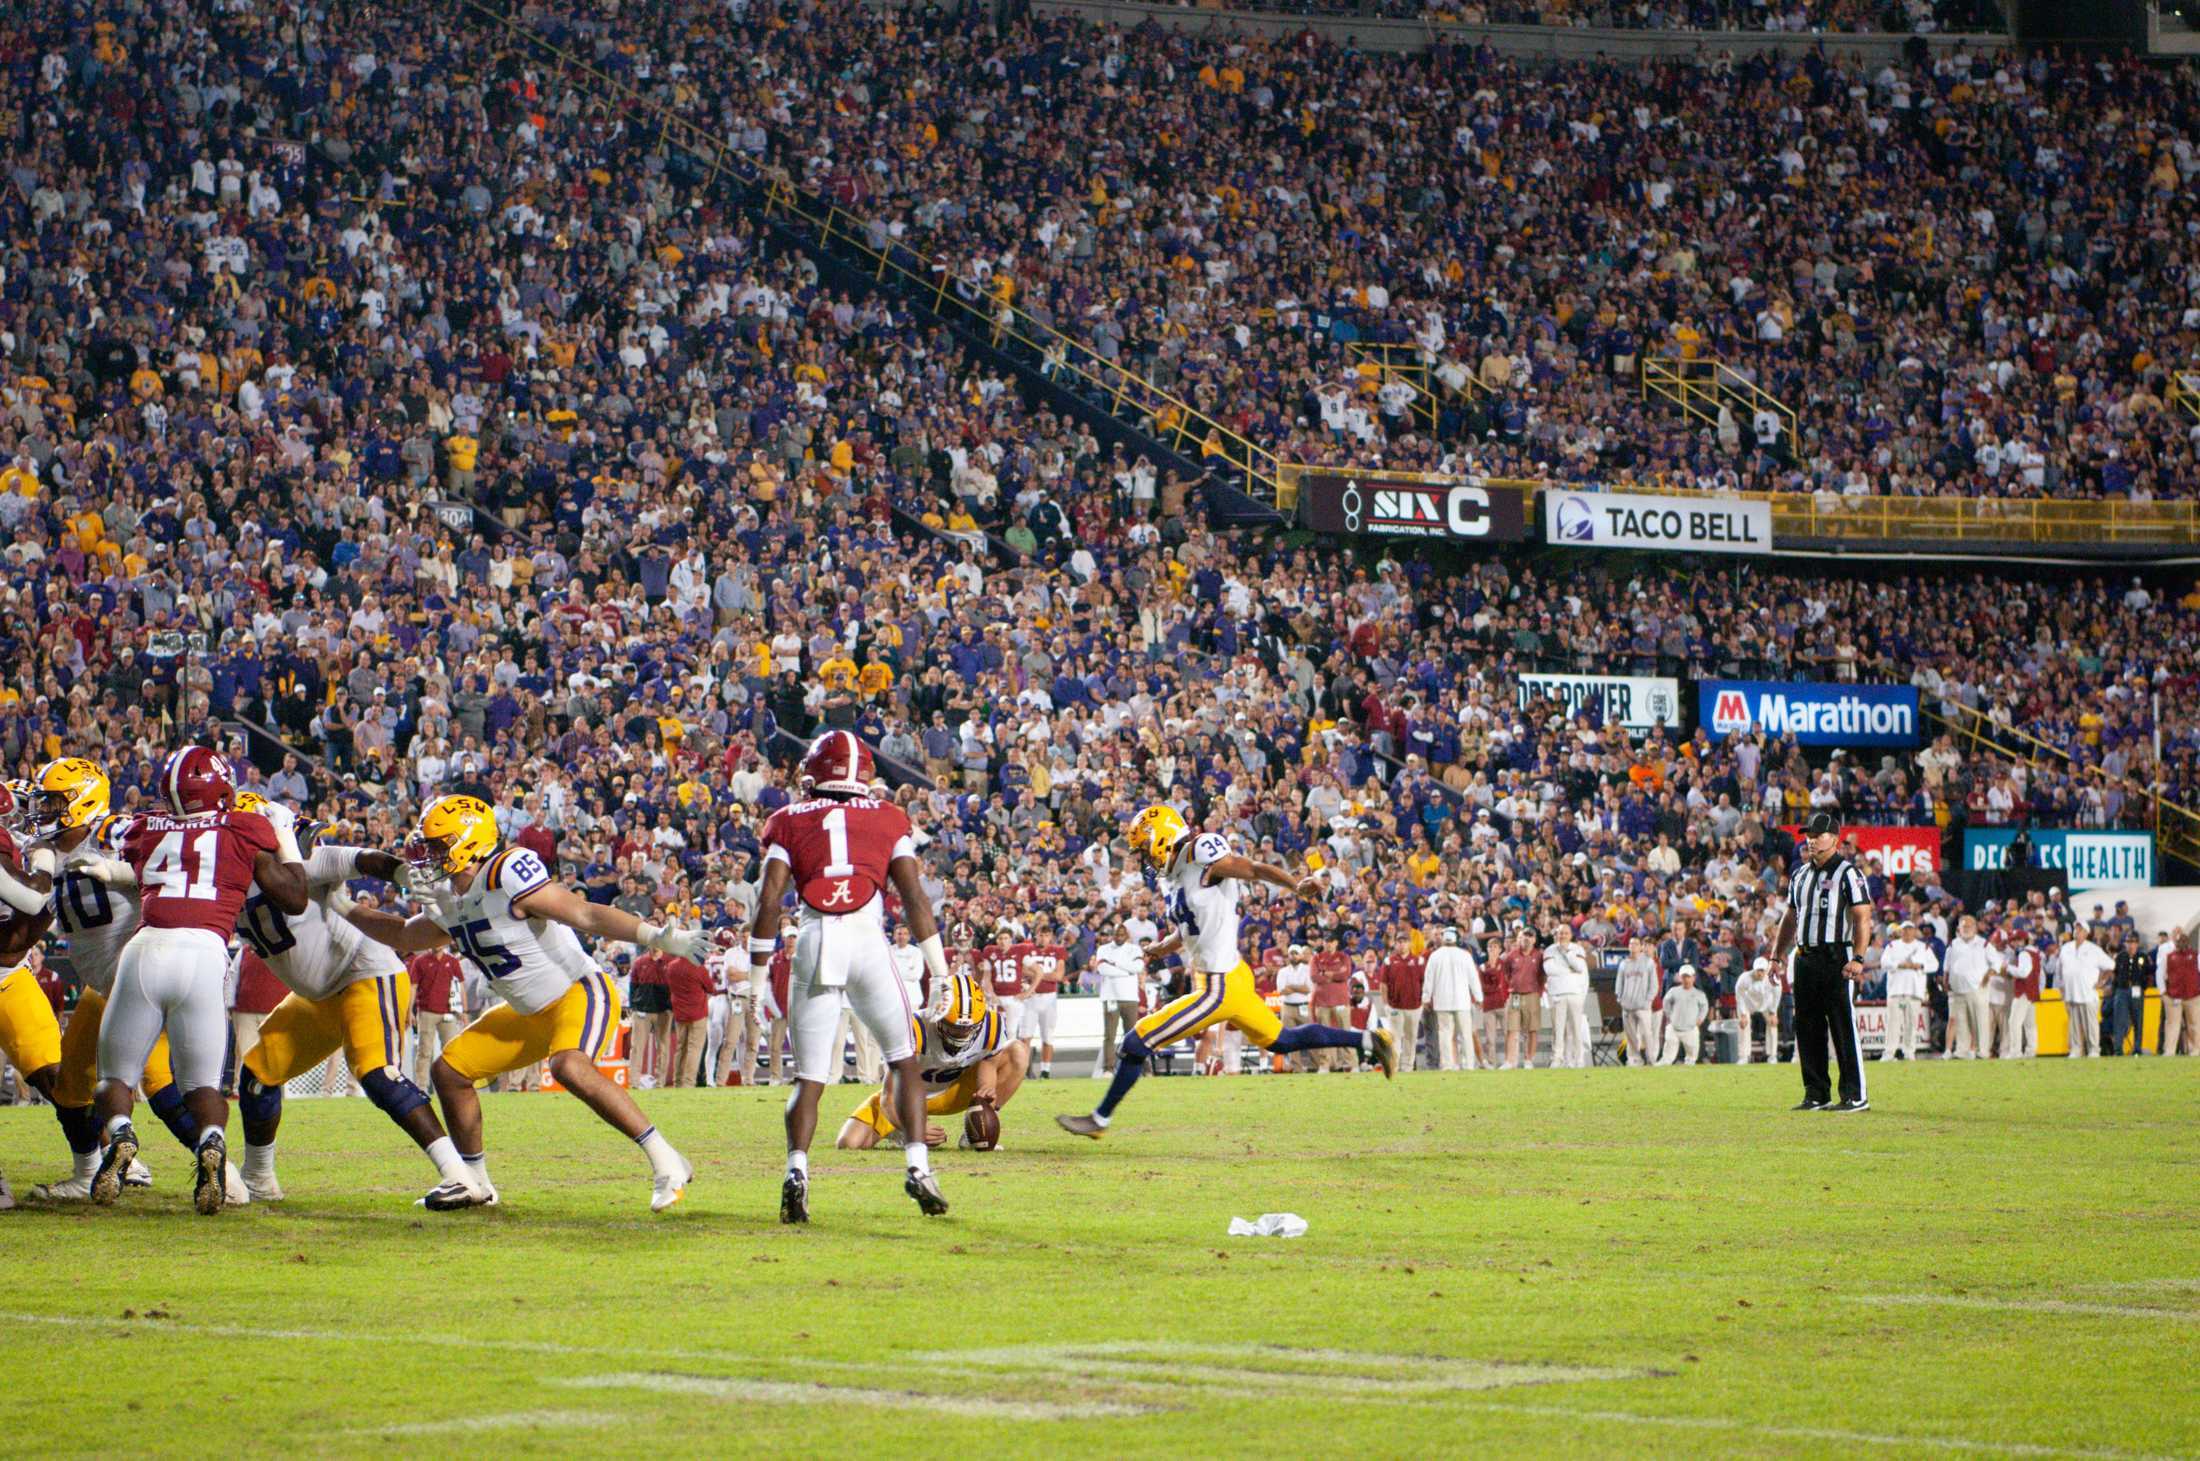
[1768,811,1874,1112]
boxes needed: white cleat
[224,1162,252,1207]
[244,1173,285,1203]
[651,1155,695,1213]
[418,1175,498,1211]
[32,1174,95,1201]
[123,1158,154,1188]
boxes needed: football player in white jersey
[336,794,709,1212]
[19,758,219,1200]
[835,973,1028,1151]
[1058,805,1393,1140]
[227,793,480,1205]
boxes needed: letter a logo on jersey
[1711,689,1750,734]
[820,878,855,909]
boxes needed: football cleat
[33,1174,94,1201]
[780,1172,810,1225]
[124,1158,153,1188]
[1367,1027,1399,1080]
[651,1155,694,1214]
[194,1134,228,1215]
[1055,1112,1106,1140]
[243,1172,285,1204]
[225,1163,252,1207]
[90,1122,139,1205]
[418,1176,498,1211]
[904,1169,949,1217]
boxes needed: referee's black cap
[1803,811,1840,837]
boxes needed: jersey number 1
[821,807,854,877]
[145,829,220,900]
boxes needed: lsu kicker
[1058,805,1393,1141]
[336,793,706,1212]
[836,973,1028,1152]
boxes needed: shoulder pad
[488,847,553,899]
[1188,832,1230,867]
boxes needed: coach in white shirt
[2056,926,2114,1058]
[1941,915,1999,1059]
[1614,937,1660,1067]
[1274,945,1316,1072]
[1879,920,1938,1060]
[1542,925,1593,1070]
[1093,923,1147,1076]
[1658,966,1709,1065]
[1734,958,1782,1064]
[1424,929,1481,1071]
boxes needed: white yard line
[1456,1401,2182,1461]
[1855,1294,2196,1322]
[552,1372,1152,1421]
[339,1409,621,1438]
[919,1342,1643,1394]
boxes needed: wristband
[273,818,304,865]
[918,933,949,984]
[637,920,664,952]
[327,886,358,918]
[26,846,57,879]
[748,935,777,961]
[0,861,45,915]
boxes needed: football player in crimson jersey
[79,746,311,1213]
[748,730,956,1223]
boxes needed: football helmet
[34,758,110,838]
[800,730,875,798]
[1127,804,1190,870]
[162,745,237,816]
[928,973,987,1052]
[0,780,30,835]
[232,790,274,816]
[408,794,499,886]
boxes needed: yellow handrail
[459,0,1280,497]
[1922,699,2200,869]
[1641,355,1798,456]
[2171,371,2200,425]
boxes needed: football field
[2,1059,2192,1458]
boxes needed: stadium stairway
[447,0,1283,529]
[1640,354,1799,459]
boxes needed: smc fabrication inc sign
[1543,489,1771,555]
[1700,680,1921,748]
[1297,473,1530,542]
[1962,828,2155,890]
[1516,674,1682,732]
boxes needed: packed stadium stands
[0,0,2186,1077]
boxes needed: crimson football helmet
[163,745,238,816]
[800,730,876,798]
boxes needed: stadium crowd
[1212,0,2000,35]
[0,0,2190,1103]
[500,0,2199,503]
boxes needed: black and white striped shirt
[1789,855,1869,950]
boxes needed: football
[963,1101,1000,1151]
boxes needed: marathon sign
[1962,828,2155,891]
[1543,489,1771,556]
[1781,824,1942,876]
[1699,680,1920,748]
[1296,473,1530,543]
[1516,673,1682,733]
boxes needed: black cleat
[780,1172,809,1224]
[193,1133,227,1215]
[1791,1099,1829,1111]
[1825,1098,1871,1114]
[904,1169,948,1217]
[90,1122,140,1206]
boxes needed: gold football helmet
[34,758,111,838]
[409,794,500,885]
[1127,804,1190,870]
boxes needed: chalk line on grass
[1457,1400,2183,1461]
[553,1372,1153,1420]
[339,1409,621,1437]
[1854,1294,2196,1323]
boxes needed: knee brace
[146,1082,202,1146]
[360,1067,431,1121]
[1119,1031,1153,1065]
[237,1068,285,1127]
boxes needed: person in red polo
[409,947,467,1092]
[627,950,671,1088]
[2162,929,2199,1056]
[1309,934,1354,1072]
[1378,930,1427,1074]
[665,949,717,1089]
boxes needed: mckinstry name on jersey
[1161,831,1244,974]
[237,844,405,1001]
[422,847,598,1014]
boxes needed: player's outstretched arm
[335,898,455,954]
[512,879,711,959]
[1206,852,1322,901]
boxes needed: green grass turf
[1,1058,2194,1458]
